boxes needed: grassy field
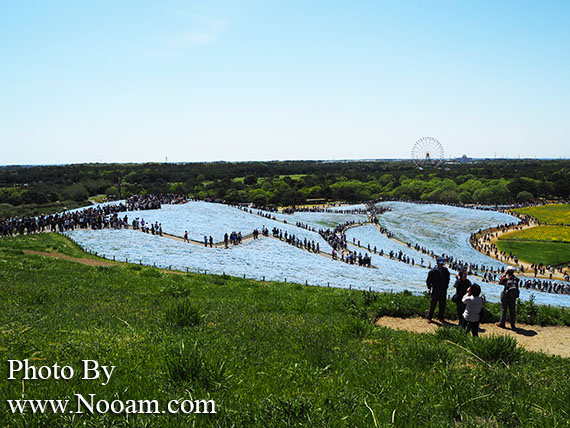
[501,204,570,266]
[496,240,570,267]
[2,234,570,427]
[513,204,570,225]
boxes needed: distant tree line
[1,159,569,216]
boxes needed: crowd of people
[0,194,183,237]
[271,227,321,254]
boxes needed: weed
[165,299,202,327]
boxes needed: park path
[375,316,570,358]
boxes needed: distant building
[458,154,472,164]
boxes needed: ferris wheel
[411,137,445,169]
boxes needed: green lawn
[496,239,570,267]
[513,204,570,225]
[278,174,307,180]
[1,234,570,427]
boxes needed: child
[462,283,483,337]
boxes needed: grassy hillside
[1,234,570,427]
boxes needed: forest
[1,159,569,216]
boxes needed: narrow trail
[23,249,115,267]
[375,316,570,358]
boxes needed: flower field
[499,225,570,243]
[513,203,570,225]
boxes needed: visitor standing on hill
[497,268,520,329]
[426,257,450,323]
[453,268,471,327]
[462,283,483,336]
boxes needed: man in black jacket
[426,257,451,322]
[496,268,519,329]
[453,267,471,327]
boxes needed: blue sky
[1,0,569,164]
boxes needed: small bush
[165,300,202,327]
[164,341,227,390]
[469,334,521,365]
[343,316,373,338]
[435,325,469,346]
[405,340,455,368]
[140,268,163,278]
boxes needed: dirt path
[23,250,115,267]
[375,316,570,358]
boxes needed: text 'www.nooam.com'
[7,395,216,415]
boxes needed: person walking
[453,267,471,327]
[426,257,450,323]
[497,268,520,329]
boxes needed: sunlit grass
[1,234,570,427]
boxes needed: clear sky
[1,0,569,164]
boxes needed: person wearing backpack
[496,268,520,329]
[462,283,483,337]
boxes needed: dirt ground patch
[23,250,115,267]
[376,316,570,358]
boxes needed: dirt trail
[23,250,115,267]
[375,316,570,358]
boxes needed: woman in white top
[462,283,483,337]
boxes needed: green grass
[278,174,307,180]
[496,239,570,266]
[1,234,570,427]
[513,204,570,225]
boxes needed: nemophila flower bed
[345,224,427,263]
[126,201,332,251]
[258,209,367,229]
[65,228,426,292]
[65,228,570,307]
[377,202,518,269]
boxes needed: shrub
[164,341,227,390]
[434,325,469,346]
[343,316,373,338]
[165,300,202,327]
[404,340,455,369]
[469,335,521,365]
